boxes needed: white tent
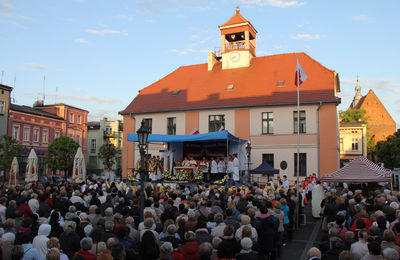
[72,147,86,184]
[9,157,18,186]
[25,149,38,183]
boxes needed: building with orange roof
[120,7,341,181]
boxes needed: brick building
[349,81,396,143]
[0,84,12,136]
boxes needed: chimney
[33,99,44,107]
[208,51,218,71]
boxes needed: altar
[174,166,197,181]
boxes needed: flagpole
[296,58,300,229]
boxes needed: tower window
[276,80,285,87]
[172,90,181,96]
[226,84,234,91]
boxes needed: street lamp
[137,120,150,222]
[245,141,251,184]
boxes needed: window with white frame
[262,112,274,134]
[209,115,225,132]
[76,135,80,144]
[167,117,176,135]
[0,101,4,114]
[43,129,48,143]
[69,113,74,123]
[143,118,152,133]
[33,129,39,142]
[55,131,60,139]
[12,126,19,140]
[23,127,30,141]
[91,139,96,153]
[293,111,306,133]
[77,115,81,124]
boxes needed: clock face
[230,52,240,62]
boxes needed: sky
[1,0,399,127]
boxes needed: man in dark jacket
[254,204,279,260]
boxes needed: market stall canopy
[127,130,247,143]
[321,156,392,183]
[250,162,279,175]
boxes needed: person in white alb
[217,158,226,180]
[282,175,290,190]
[210,157,218,181]
[233,153,240,184]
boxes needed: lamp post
[136,120,150,222]
[246,142,251,184]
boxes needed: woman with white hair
[235,215,258,242]
[32,223,52,259]
[2,232,16,259]
[235,237,259,260]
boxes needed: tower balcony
[225,40,255,56]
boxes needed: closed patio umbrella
[25,149,38,183]
[9,157,19,187]
[72,147,86,184]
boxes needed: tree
[46,136,79,176]
[0,134,22,180]
[98,141,118,170]
[340,109,368,123]
[375,130,400,169]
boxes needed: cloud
[54,93,122,104]
[26,63,49,70]
[291,33,320,40]
[350,14,370,23]
[86,29,128,36]
[134,0,211,15]
[296,24,304,28]
[171,49,188,55]
[239,0,306,8]
[0,0,19,17]
[88,109,122,121]
[273,45,284,50]
[74,38,88,43]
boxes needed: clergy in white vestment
[311,181,324,218]
[233,154,240,182]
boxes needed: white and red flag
[190,128,199,135]
[218,125,225,131]
[295,58,308,86]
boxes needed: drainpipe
[132,114,136,179]
[317,101,322,179]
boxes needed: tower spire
[236,6,240,13]
[352,78,363,108]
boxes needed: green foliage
[98,142,118,170]
[340,109,368,123]
[46,136,79,174]
[0,134,22,173]
[375,130,400,169]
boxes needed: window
[209,115,225,132]
[91,139,96,153]
[55,131,60,139]
[12,126,19,140]
[0,101,4,114]
[352,138,359,151]
[23,127,30,141]
[76,135,80,145]
[143,118,152,133]
[263,153,274,168]
[262,112,274,134]
[77,115,81,124]
[69,113,74,123]
[43,129,48,144]
[167,117,176,135]
[33,129,39,142]
[293,111,306,133]
[294,153,307,177]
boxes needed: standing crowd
[0,177,300,260]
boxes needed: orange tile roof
[120,52,340,115]
[219,12,249,28]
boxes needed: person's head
[368,241,381,256]
[214,213,224,224]
[184,231,195,242]
[47,237,61,249]
[338,250,354,260]
[20,230,34,244]
[355,218,366,230]
[307,247,321,259]
[2,232,15,245]
[344,231,355,241]
[167,224,177,236]
[223,225,234,237]
[383,247,398,260]
[4,218,15,229]
[11,245,24,260]
[106,237,119,250]
[240,237,253,251]
[160,242,173,258]
[111,243,126,260]
[383,229,396,242]
[199,242,213,258]
[241,225,252,238]
[104,221,114,231]
[46,248,60,260]
[80,237,93,251]
[358,229,368,243]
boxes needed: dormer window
[172,90,181,96]
[226,84,234,91]
[276,80,285,87]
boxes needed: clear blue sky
[1,0,399,127]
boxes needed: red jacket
[74,250,96,260]
[179,241,200,260]
[350,217,372,232]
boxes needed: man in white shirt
[282,175,290,190]
[210,157,218,182]
[233,154,240,184]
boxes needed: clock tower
[218,6,257,70]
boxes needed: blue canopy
[250,162,279,175]
[127,130,246,143]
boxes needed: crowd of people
[307,184,400,260]
[0,176,301,260]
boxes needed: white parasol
[9,157,19,186]
[25,149,38,183]
[72,147,86,184]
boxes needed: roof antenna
[43,75,46,103]
[1,71,4,84]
